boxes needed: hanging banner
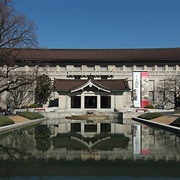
[141,72,149,107]
[133,72,141,107]
[141,125,149,155]
[132,124,141,155]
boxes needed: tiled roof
[53,78,130,92]
[15,48,180,62]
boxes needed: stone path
[151,116,177,125]
[8,116,29,123]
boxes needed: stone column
[97,94,101,109]
[81,95,84,109]
[111,94,115,110]
[81,123,85,135]
[165,65,168,71]
[58,96,61,108]
[176,65,179,71]
[66,95,71,109]
[111,123,115,134]
[97,123,101,134]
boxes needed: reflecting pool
[0,119,180,179]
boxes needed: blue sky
[14,0,180,49]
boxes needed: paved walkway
[9,115,29,123]
[151,116,177,125]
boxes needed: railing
[38,69,179,77]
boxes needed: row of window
[64,65,178,71]
[71,123,111,133]
[129,90,176,103]
[71,96,111,109]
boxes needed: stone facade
[47,63,179,110]
[1,48,180,110]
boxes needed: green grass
[18,112,44,120]
[138,112,163,120]
[0,115,14,127]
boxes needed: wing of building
[1,48,180,110]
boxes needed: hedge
[144,104,155,109]
[138,112,163,120]
[0,115,14,127]
[28,104,39,108]
[19,112,44,120]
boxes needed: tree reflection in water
[34,125,51,152]
[0,130,33,160]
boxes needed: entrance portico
[71,92,111,109]
[53,77,130,111]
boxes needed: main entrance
[85,96,97,108]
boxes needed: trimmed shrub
[0,115,14,127]
[29,104,39,108]
[144,104,154,109]
[170,117,180,127]
[138,112,163,120]
[19,112,44,120]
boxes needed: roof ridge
[90,78,110,91]
[14,47,180,51]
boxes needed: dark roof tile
[53,78,130,92]
[14,48,180,62]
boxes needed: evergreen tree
[35,74,52,107]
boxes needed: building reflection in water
[0,121,180,162]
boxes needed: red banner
[141,72,149,108]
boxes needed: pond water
[0,119,180,179]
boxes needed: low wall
[132,117,180,134]
[14,108,175,125]
[122,108,175,119]
[0,117,49,135]
[125,108,174,113]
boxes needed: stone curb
[0,117,49,135]
[132,117,180,134]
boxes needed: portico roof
[71,78,111,93]
[53,78,130,92]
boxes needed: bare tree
[0,0,38,95]
[155,74,180,109]
[6,83,35,108]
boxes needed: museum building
[10,48,180,110]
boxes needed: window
[85,124,97,132]
[71,96,81,108]
[101,96,111,108]
[169,91,175,101]
[149,80,154,91]
[149,91,154,102]
[71,123,81,132]
[85,96,97,108]
[159,91,165,101]
[101,123,111,132]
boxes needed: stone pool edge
[132,117,180,134]
[0,117,49,135]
